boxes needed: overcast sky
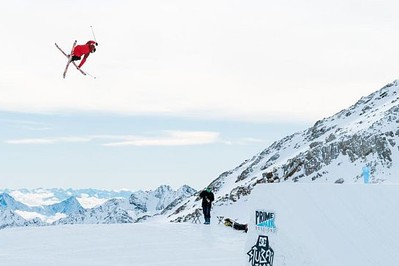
[1,0,398,190]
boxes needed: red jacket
[73,40,97,68]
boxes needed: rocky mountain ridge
[165,80,399,222]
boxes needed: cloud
[103,131,220,147]
[10,190,59,206]
[5,136,92,145]
[1,119,52,131]
[4,131,220,147]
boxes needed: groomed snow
[247,183,399,266]
[0,222,247,266]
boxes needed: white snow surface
[0,222,246,266]
[246,183,399,266]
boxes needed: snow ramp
[245,184,399,266]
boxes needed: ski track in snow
[0,222,247,266]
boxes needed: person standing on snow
[199,187,214,224]
[71,40,98,68]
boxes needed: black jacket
[199,190,214,207]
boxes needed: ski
[62,41,77,78]
[55,42,87,77]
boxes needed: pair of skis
[55,41,95,79]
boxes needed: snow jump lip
[246,184,399,266]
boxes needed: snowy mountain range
[0,188,134,208]
[0,192,84,217]
[166,80,399,222]
[0,185,196,229]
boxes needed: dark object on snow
[199,188,214,224]
[224,218,248,233]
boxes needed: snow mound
[246,183,399,266]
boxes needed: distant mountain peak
[0,193,32,211]
[0,193,12,207]
[47,196,84,215]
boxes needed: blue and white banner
[255,210,277,233]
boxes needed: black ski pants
[202,204,211,221]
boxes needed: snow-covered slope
[246,183,399,266]
[129,185,196,214]
[0,209,45,229]
[167,80,399,222]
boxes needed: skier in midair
[70,40,98,68]
[199,187,214,224]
